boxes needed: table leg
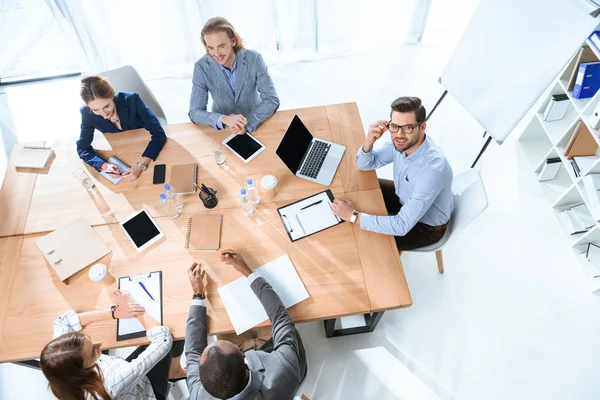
[323,311,385,338]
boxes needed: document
[277,190,342,241]
[117,271,163,340]
[218,255,309,335]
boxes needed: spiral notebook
[185,214,222,252]
[107,156,131,173]
[15,146,54,168]
[170,164,197,194]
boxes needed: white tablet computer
[222,133,266,163]
[120,208,164,252]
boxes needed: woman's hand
[100,162,121,176]
[113,303,146,319]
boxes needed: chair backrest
[445,168,488,241]
[100,65,167,126]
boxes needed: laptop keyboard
[299,140,331,179]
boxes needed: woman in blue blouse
[76,75,167,181]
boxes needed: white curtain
[47,0,423,76]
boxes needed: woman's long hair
[40,332,111,400]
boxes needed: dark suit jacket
[76,91,167,170]
[185,277,307,400]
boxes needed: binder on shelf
[538,157,561,181]
[572,156,599,175]
[117,271,163,341]
[589,101,600,130]
[557,204,594,235]
[567,46,598,91]
[184,214,222,252]
[589,32,600,57]
[15,146,54,169]
[573,61,600,99]
[586,243,600,277]
[170,164,197,194]
[571,160,580,177]
[34,217,111,282]
[542,94,570,122]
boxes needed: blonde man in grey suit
[189,17,280,135]
[185,250,307,400]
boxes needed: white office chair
[410,169,488,273]
[100,65,168,126]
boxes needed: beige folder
[170,164,197,194]
[35,217,111,282]
[566,122,597,160]
[184,215,222,252]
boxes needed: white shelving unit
[518,37,600,293]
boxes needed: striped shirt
[53,311,172,400]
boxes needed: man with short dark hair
[331,96,454,251]
[185,250,307,399]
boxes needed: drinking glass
[213,144,226,165]
[73,168,95,190]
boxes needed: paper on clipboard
[277,190,342,241]
[117,271,162,340]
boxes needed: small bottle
[240,188,254,215]
[160,193,180,219]
[164,184,183,210]
[245,178,260,204]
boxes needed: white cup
[260,175,278,201]
[89,263,114,284]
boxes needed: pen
[199,183,212,196]
[300,200,322,210]
[138,282,155,301]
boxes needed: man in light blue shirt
[331,96,454,251]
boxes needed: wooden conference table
[0,103,411,363]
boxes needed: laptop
[276,115,346,186]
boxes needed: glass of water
[73,168,95,190]
[213,144,226,165]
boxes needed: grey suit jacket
[185,277,307,400]
[188,49,280,132]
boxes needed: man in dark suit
[185,249,307,399]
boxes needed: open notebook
[218,255,309,334]
[117,271,163,341]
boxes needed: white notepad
[277,190,342,241]
[100,171,123,184]
[218,255,309,335]
[117,271,163,340]
[15,146,53,168]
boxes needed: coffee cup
[89,263,114,285]
[260,175,278,201]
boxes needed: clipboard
[277,189,343,242]
[117,271,163,341]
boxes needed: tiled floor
[3,5,600,400]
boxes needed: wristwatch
[136,161,147,172]
[193,292,206,300]
[349,210,360,224]
[110,305,119,319]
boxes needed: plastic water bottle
[245,178,260,204]
[160,193,180,219]
[240,189,254,215]
[164,184,183,210]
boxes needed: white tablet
[120,208,164,252]
[222,133,266,163]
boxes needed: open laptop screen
[276,115,314,174]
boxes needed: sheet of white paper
[218,255,310,335]
[100,171,123,184]
[118,272,162,337]
[278,191,341,240]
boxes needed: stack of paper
[218,254,309,335]
[571,156,599,177]
[558,204,596,235]
[583,174,600,220]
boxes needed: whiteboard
[439,0,599,143]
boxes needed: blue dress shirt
[356,134,454,236]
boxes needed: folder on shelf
[589,32,600,57]
[117,271,163,341]
[567,46,598,91]
[542,94,570,122]
[34,217,111,282]
[573,156,599,175]
[184,214,222,252]
[170,164,197,194]
[565,122,597,160]
[583,174,600,220]
[538,158,561,181]
[573,62,600,99]
[557,204,594,235]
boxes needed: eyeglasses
[388,121,422,134]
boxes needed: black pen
[300,200,322,210]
